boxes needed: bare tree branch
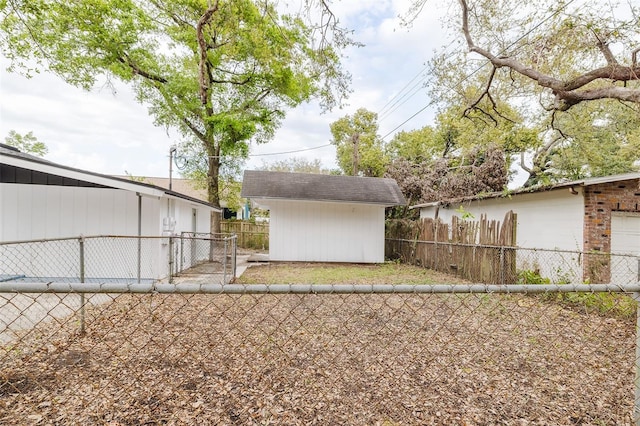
[117,55,167,83]
[595,38,619,66]
[457,0,640,111]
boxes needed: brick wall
[583,178,640,282]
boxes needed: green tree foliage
[3,130,48,157]
[1,0,352,231]
[258,157,331,174]
[522,100,640,186]
[404,0,640,185]
[384,104,520,211]
[385,126,438,163]
[329,108,387,177]
[410,0,640,112]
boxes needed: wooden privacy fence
[221,220,269,250]
[386,211,518,284]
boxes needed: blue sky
[0,1,449,178]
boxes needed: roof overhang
[1,152,220,212]
[410,173,640,210]
[249,197,399,210]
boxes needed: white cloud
[1,1,450,176]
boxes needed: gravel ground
[0,268,636,425]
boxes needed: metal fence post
[634,292,640,426]
[137,236,142,284]
[180,232,184,274]
[223,237,228,284]
[169,236,174,284]
[79,236,86,335]
[232,235,237,279]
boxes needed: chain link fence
[386,238,640,285]
[0,234,237,286]
[1,282,639,424]
[2,236,640,424]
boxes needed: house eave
[409,172,640,209]
[249,196,404,209]
[2,151,219,211]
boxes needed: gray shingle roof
[241,170,406,206]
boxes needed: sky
[0,0,453,179]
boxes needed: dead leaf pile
[0,289,635,425]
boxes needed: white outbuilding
[0,143,218,281]
[241,170,406,263]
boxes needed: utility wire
[377,65,428,117]
[377,39,458,122]
[249,143,332,157]
[381,0,577,140]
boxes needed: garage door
[611,213,640,284]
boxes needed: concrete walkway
[172,252,268,284]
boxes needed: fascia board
[2,155,165,197]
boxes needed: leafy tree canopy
[1,0,353,231]
[257,157,332,174]
[3,130,48,157]
[522,99,640,186]
[402,0,640,185]
[329,108,387,177]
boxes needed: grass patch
[236,261,467,285]
[518,268,637,320]
[544,292,636,320]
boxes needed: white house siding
[420,190,585,283]
[424,189,585,252]
[1,184,152,240]
[1,183,214,281]
[268,200,385,263]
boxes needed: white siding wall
[423,189,585,251]
[268,200,385,263]
[1,183,213,281]
[611,212,640,284]
[1,184,144,240]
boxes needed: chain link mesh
[0,285,637,424]
[387,239,640,285]
[1,236,638,423]
[0,235,236,284]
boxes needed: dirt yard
[0,262,636,425]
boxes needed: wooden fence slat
[220,220,269,250]
[386,211,518,284]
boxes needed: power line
[381,100,436,140]
[377,65,428,117]
[380,0,578,140]
[249,143,332,157]
[377,39,459,122]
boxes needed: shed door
[611,212,640,284]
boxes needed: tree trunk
[207,143,222,235]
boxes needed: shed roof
[0,144,219,211]
[241,170,406,206]
[411,172,640,209]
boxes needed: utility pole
[169,146,177,191]
[351,133,360,176]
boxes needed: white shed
[0,143,218,281]
[413,173,640,283]
[241,170,406,263]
